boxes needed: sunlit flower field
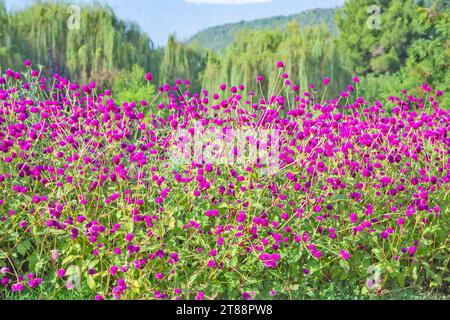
[0,61,448,300]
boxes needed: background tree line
[0,0,448,107]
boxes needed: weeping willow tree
[0,0,15,67]
[278,23,350,95]
[221,28,283,94]
[1,1,158,88]
[201,22,350,98]
[10,1,71,75]
[0,1,6,62]
[159,35,206,91]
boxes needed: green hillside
[188,7,339,52]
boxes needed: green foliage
[2,280,448,300]
[336,0,418,75]
[0,0,448,109]
[189,8,339,52]
[0,0,158,89]
[0,0,16,66]
[370,49,401,74]
[338,0,449,108]
[397,4,450,106]
[359,73,401,102]
[0,53,449,302]
[202,23,350,97]
[112,64,155,105]
[159,35,206,92]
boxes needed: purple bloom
[339,250,351,260]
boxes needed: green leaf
[372,248,383,260]
[88,259,99,270]
[252,202,264,210]
[395,272,406,287]
[28,253,38,272]
[411,265,418,281]
[17,240,32,255]
[339,260,350,274]
[167,216,176,230]
[289,284,300,291]
[230,256,238,267]
[62,255,80,266]
[87,277,96,290]
[424,264,443,286]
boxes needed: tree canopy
[0,0,448,107]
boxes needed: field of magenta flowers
[0,60,449,300]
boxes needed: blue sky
[4,0,344,46]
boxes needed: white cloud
[185,0,272,5]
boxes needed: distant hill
[188,7,339,52]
